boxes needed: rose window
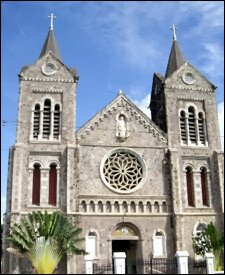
[102,151,143,191]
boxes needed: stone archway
[111,223,141,274]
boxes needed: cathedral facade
[2,20,224,274]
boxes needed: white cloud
[217,101,224,151]
[200,43,224,77]
[131,94,151,118]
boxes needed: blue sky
[1,1,224,222]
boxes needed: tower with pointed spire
[2,14,79,274]
[150,25,223,252]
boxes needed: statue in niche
[116,114,129,141]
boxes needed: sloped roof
[39,29,62,61]
[165,40,185,79]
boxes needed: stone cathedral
[2,17,224,274]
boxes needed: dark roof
[155,73,165,82]
[165,40,185,79]
[39,29,62,61]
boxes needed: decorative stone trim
[23,77,75,83]
[33,88,63,93]
[167,85,214,92]
[177,97,204,101]
[78,198,168,214]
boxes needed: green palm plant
[192,222,224,271]
[7,211,86,274]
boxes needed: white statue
[116,115,127,140]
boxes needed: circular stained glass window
[100,149,146,194]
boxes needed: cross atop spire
[170,24,178,41]
[48,13,57,30]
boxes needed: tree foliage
[7,211,86,274]
[192,222,224,271]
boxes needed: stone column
[39,110,43,139]
[40,167,50,206]
[113,252,126,274]
[194,114,200,145]
[84,255,93,274]
[30,109,34,140]
[205,252,214,274]
[175,251,189,274]
[159,203,162,213]
[50,110,54,140]
[185,115,190,145]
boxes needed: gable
[19,52,78,82]
[165,62,215,92]
[77,93,167,147]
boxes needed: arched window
[162,202,167,213]
[186,167,194,207]
[86,232,97,258]
[32,164,41,205]
[33,104,40,139]
[130,201,136,213]
[188,107,197,144]
[114,201,119,213]
[154,202,159,213]
[198,112,205,145]
[81,201,87,212]
[106,201,111,213]
[200,167,209,206]
[90,201,95,212]
[53,104,60,139]
[49,164,57,206]
[196,223,207,233]
[138,202,144,212]
[180,110,187,144]
[43,99,51,139]
[122,201,128,213]
[146,201,151,212]
[153,231,166,257]
[97,201,103,212]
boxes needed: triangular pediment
[77,93,167,147]
[19,52,78,82]
[165,62,215,92]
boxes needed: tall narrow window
[200,167,209,206]
[32,164,41,205]
[54,104,60,139]
[86,232,97,257]
[186,167,194,207]
[188,107,197,144]
[198,112,205,145]
[180,110,187,144]
[49,164,57,206]
[153,231,165,257]
[33,104,40,139]
[43,99,51,139]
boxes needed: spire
[39,13,62,61]
[165,25,185,79]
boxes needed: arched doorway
[112,223,140,274]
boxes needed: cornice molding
[22,77,76,83]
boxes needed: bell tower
[3,14,79,274]
[149,25,224,252]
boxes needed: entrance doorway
[112,240,137,274]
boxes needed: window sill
[29,140,61,144]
